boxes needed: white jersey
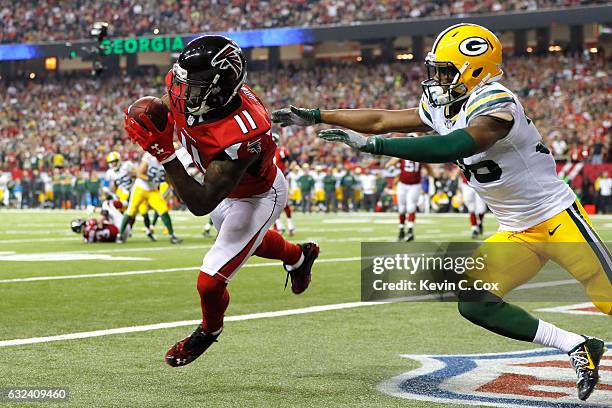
[106,161,134,192]
[134,152,166,191]
[419,82,575,231]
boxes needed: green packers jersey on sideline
[134,152,166,191]
[418,82,575,231]
[105,161,134,192]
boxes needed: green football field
[0,210,609,407]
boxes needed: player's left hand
[125,110,176,163]
[318,129,368,150]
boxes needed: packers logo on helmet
[422,24,503,107]
[106,151,121,170]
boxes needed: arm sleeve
[363,129,477,163]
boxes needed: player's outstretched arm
[272,106,431,134]
[319,115,512,163]
[163,155,257,216]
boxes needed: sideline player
[386,156,430,241]
[272,132,295,235]
[458,173,487,238]
[125,35,319,367]
[273,24,610,401]
[118,152,182,244]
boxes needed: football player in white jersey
[118,152,182,244]
[273,23,611,401]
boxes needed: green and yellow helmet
[422,24,503,107]
[106,151,121,170]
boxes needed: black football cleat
[471,229,480,239]
[478,222,484,235]
[284,242,319,294]
[398,229,405,241]
[165,325,222,367]
[169,234,183,244]
[146,229,157,242]
[568,336,606,401]
[405,228,414,242]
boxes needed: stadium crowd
[0,53,610,211]
[0,0,604,44]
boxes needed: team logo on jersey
[211,43,243,78]
[459,37,489,56]
[246,139,262,155]
[378,346,611,407]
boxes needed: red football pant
[197,272,229,333]
[399,213,406,225]
[408,213,416,222]
[254,229,302,265]
[284,205,292,218]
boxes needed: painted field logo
[379,346,611,407]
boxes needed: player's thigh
[147,190,169,214]
[546,203,612,312]
[202,193,283,282]
[396,182,407,212]
[406,184,420,212]
[467,231,545,297]
[475,194,487,214]
[116,188,130,203]
[126,187,146,217]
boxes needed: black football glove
[271,106,321,127]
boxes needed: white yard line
[0,278,580,348]
[0,257,361,283]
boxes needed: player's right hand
[125,110,176,164]
[271,106,320,127]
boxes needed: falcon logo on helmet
[168,35,247,116]
[211,43,244,78]
[422,24,503,107]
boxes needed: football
[126,96,169,131]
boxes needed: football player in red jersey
[386,157,431,241]
[70,200,124,243]
[272,132,295,235]
[125,35,319,367]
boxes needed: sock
[204,221,211,232]
[469,213,477,226]
[284,206,292,218]
[119,214,131,235]
[160,212,174,235]
[275,219,285,231]
[151,212,159,226]
[197,272,229,333]
[479,213,485,222]
[287,218,295,231]
[458,298,540,342]
[143,213,151,229]
[408,212,416,223]
[399,213,406,227]
[254,229,302,265]
[533,320,585,353]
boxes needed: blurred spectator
[360,167,377,212]
[0,1,600,44]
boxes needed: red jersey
[166,72,276,198]
[399,159,421,184]
[274,146,290,174]
[83,220,118,243]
